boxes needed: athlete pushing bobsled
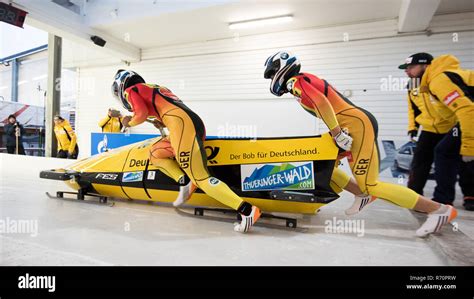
[111,70,261,233]
[263,51,457,237]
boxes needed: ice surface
[0,154,460,266]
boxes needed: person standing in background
[398,53,474,211]
[53,115,78,159]
[400,53,457,195]
[401,53,474,211]
[98,108,124,133]
[4,114,25,155]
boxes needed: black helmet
[111,69,145,111]
[264,51,301,96]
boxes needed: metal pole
[11,58,18,102]
[45,34,62,157]
[15,127,19,154]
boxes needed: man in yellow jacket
[400,53,474,210]
[54,115,78,159]
[98,108,124,133]
[401,53,457,195]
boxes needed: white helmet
[264,51,301,96]
[111,69,145,112]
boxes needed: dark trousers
[433,126,474,204]
[7,144,25,155]
[408,131,445,195]
[57,147,79,159]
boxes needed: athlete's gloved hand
[67,152,74,159]
[122,115,132,127]
[333,130,353,151]
[408,130,418,141]
[462,155,474,162]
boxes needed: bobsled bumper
[40,169,79,181]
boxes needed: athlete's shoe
[416,204,458,237]
[345,194,377,216]
[173,180,197,207]
[234,206,262,233]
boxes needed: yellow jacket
[420,55,474,156]
[407,87,456,134]
[98,115,123,133]
[54,119,77,153]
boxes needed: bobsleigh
[40,133,339,216]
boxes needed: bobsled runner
[40,133,340,217]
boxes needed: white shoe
[234,206,262,233]
[416,204,458,237]
[173,180,196,207]
[345,194,376,215]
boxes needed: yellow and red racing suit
[124,83,248,211]
[287,73,420,208]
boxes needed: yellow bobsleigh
[40,133,339,215]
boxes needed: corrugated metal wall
[75,12,474,155]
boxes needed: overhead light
[229,15,293,30]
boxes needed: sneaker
[416,204,458,237]
[234,206,262,233]
[345,194,377,216]
[173,180,197,207]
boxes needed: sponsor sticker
[209,177,221,186]
[95,173,118,180]
[147,171,156,180]
[122,171,143,183]
[443,90,460,106]
[241,161,315,192]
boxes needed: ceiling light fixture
[229,14,293,30]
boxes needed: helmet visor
[264,60,280,79]
[111,82,120,98]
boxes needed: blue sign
[91,132,159,155]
